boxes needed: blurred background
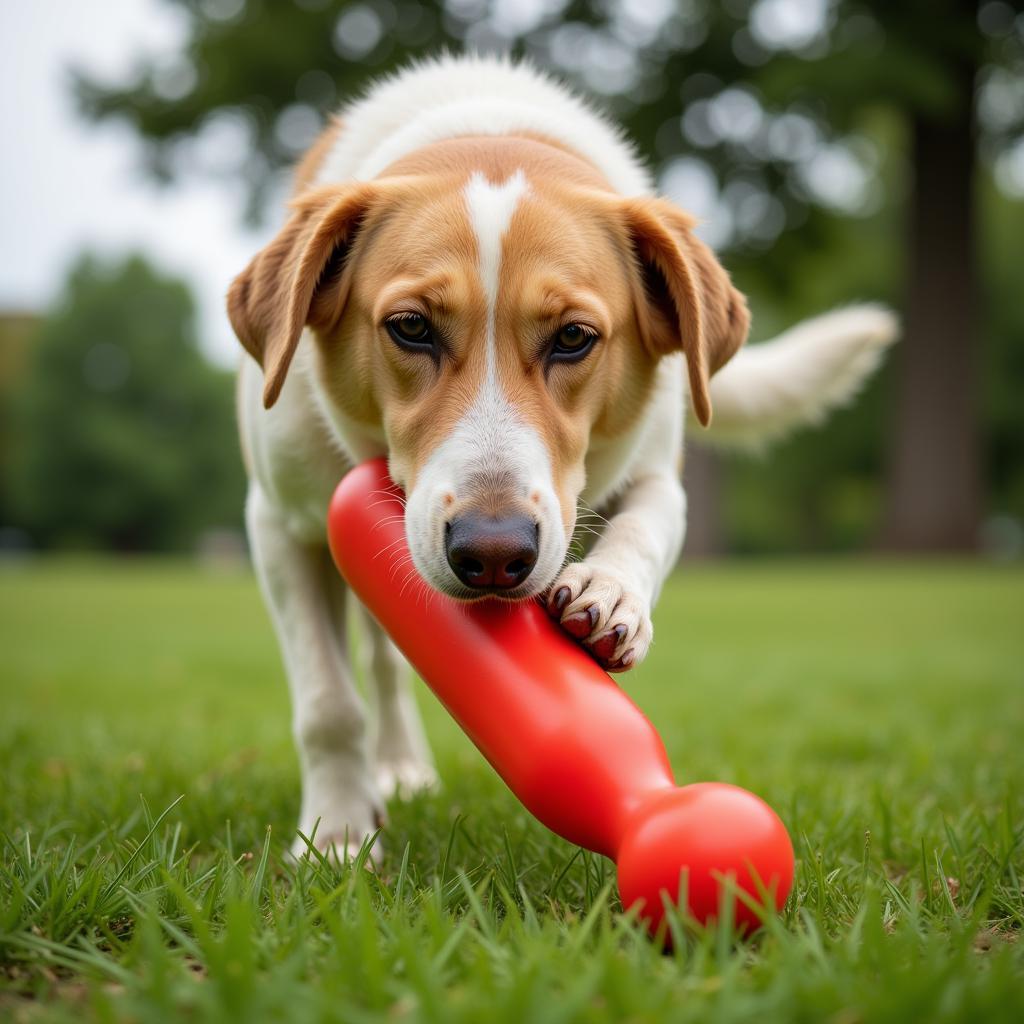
[1,0,1022,561]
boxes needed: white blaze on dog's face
[228,135,748,601]
[398,169,563,598]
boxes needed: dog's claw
[606,649,635,673]
[561,606,597,639]
[589,624,626,664]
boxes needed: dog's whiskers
[368,488,407,506]
[372,536,410,561]
[385,553,416,584]
[575,500,611,528]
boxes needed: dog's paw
[376,758,439,801]
[290,795,386,867]
[546,564,652,672]
[289,830,381,868]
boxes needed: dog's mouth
[432,577,549,604]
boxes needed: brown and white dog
[228,55,896,858]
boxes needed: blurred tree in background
[6,255,245,551]
[72,0,1024,554]
[0,311,39,537]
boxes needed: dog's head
[228,137,747,600]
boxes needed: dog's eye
[550,323,598,363]
[386,313,434,351]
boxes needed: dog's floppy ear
[623,197,749,427]
[227,181,381,409]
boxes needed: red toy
[328,459,794,936]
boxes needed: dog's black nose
[445,514,539,590]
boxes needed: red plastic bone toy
[327,458,794,936]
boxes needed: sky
[0,0,269,367]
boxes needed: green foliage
[1,559,1022,1020]
[5,254,245,550]
[71,1,1023,242]
[76,0,461,220]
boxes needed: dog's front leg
[351,598,439,800]
[246,484,383,861]
[547,472,685,671]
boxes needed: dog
[228,54,896,858]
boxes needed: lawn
[1,558,1022,1022]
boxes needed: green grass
[1,557,1022,1022]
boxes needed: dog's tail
[691,304,898,450]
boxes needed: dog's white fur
[235,55,896,857]
[700,304,898,449]
[315,54,651,195]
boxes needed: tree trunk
[880,56,982,551]
[682,446,726,559]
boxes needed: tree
[6,254,246,550]
[73,0,1024,552]
[0,311,40,540]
